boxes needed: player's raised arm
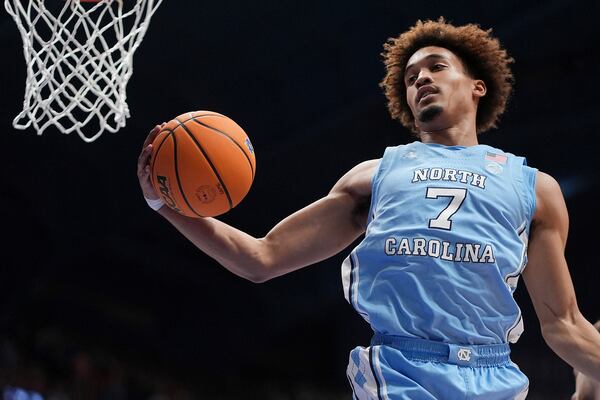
[523,171,600,380]
[137,125,378,282]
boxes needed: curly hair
[380,17,514,134]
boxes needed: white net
[4,0,162,142]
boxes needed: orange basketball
[150,111,256,218]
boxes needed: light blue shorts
[347,334,529,400]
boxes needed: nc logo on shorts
[457,348,471,361]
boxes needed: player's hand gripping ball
[149,111,256,217]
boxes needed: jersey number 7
[426,187,467,230]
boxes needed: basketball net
[4,0,162,142]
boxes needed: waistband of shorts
[370,333,511,367]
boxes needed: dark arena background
[1,1,599,399]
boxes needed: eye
[406,75,417,85]
[431,63,446,71]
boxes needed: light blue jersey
[343,141,536,399]
[342,141,537,344]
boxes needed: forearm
[542,310,600,380]
[156,191,364,283]
[259,193,364,277]
[158,206,268,282]
[141,157,374,283]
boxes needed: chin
[417,104,444,123]
[416,105,446,132]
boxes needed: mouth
[416,86,438,104]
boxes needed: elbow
[244,238,275,283]
[540,323,560,347]
[240,237,280,283]
[241,256,275,284]
[245,271,272,284]
[540,319,571,356]
[245,261,281,284]
[540,302,582,344]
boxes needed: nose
[415,71,433,88]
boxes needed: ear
[473,79,487,98]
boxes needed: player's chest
[377,157,520,215]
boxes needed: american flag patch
[485,151,507,164]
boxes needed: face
[404,46,485,132]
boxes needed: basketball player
[137,18,600,399]
[572,321,600,400]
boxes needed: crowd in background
[0,327,346,400]
[1,327,196,400]
[3,322,600,399]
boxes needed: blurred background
[1,0,599,399]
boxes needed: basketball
[149,111,256,218]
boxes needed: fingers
[138,123,166,201]
[139,122,163,176]
[137,144,159,199]
[137,144,153,179]
[142,123,165,149]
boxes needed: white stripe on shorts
[372,346,389,400]
[347,347,380,400]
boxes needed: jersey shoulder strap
[367,143,416,225]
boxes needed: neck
[417,116,479,147]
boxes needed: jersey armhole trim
[510,156,537,231]
[522,164,538,227]
[527,168,538,221]
[366,148,390,226]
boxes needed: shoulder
[347,158,381,178]
[535,171,561,196]
[327,159,380,230]
[533,171,568,229]
[334,159,381,193]
[330,143,417,196]
[331,159,380,199]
